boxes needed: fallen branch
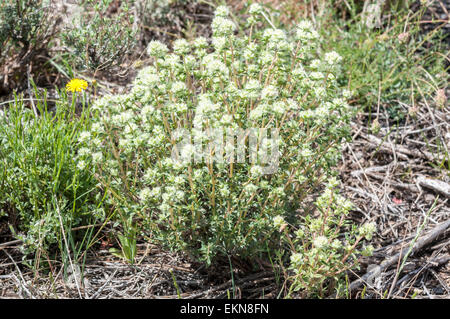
[417,176,450,198]
[341,219,450,296]
[362,134,443,162]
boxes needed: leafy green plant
[283,177,376,297]
[109,215,137,264]
[78,4,361,271]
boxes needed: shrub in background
[61,0,137,74]
[135,0,213,43]
[0,0,139,96]
[0,0,59,94]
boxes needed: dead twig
[417,176,450,198]
[344,219,450,295]
[362,133,444,162]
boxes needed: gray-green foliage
[61,0,137,73]
[140,0,187,22]
[78,5,367,269]
[0,2,382,296]
[137,0,200,28]
[0,0,45,48]
[0,0,57,92]
[287,177,376,297]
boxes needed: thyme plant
[79,5,372,282]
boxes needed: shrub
[61,0,137,74]
[0,0,59,94]
[79,5,364,267]
[135,0,213,43]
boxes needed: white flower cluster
[249,3,263,16]
[263,28,290,51]
[147,40,169,57]
[324,51,342,66]
[273,215,285,230]
[211,16,236,37]
[215,5,230,17]
[313,236,328,249]
[359,222,377,240]
[295,20,319,42]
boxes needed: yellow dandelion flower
[66,78,88,93]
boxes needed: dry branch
[362,134,443,162]
[417,176,450,198]
[343,219,450,295]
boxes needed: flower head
[212,16,236,37]
[290,253,303,266]
[273,215,285,229]
[66,78,88,93]
[147,40,169,57]
[359,222,377,240]
[215,5,230,17]
[249,3,263,16]
[313,236,328,249]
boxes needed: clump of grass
[326,4,448,122]
[0,86,105,264]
